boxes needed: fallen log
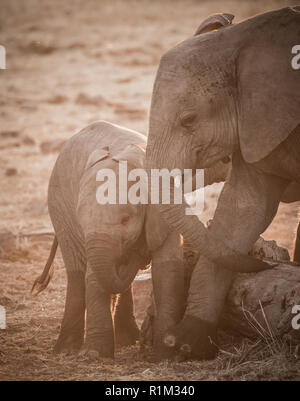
[138,238,300,349]
[220,262,300,342]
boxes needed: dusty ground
[0,0,299,381]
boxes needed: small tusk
[164,334,176,348]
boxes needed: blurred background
[0,0,299,380]
[0,0,297,234]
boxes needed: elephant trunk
[145,149,270,273]
[86,233,139,294]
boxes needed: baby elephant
[32,121,184,359]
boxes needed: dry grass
[0,0,299,381]
[213,304,300,381]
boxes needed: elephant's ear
[194,13,234,35]
[112,143,145,168]
[237,34,300,163]
[85,147,110,169]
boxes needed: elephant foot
[153,324,177,361]
[78,348,101,361]
[82,337,114,359]
[164,315,218,360]
[78,347,113,361]
[115,320,140,347]
[54,332,83,355]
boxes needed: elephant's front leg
[165,155,289,360]
[151,232,185,360]
[84,266,114,358]
[114,284,140,347]
[54,271,86,354]
[165,256,229,359]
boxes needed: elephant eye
[180,112,197,128]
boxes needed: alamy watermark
[291,305,300,330]
[0,45,6,69]
[95,162,204,215]
[0,305,6,329]
[291,45,300,70]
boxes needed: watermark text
[0,305,6,329]
[0,45,6,69]
[291,45,300,70]
[96,162,204,215]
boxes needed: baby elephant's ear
[195,13,234,35]
[85,147,110,170]
[112,143,145,168]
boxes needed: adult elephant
[145,7,300,359]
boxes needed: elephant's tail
[31,236,58,296]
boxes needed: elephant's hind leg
[54,233,86,354]
[114,284,140,347]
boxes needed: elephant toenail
[180,344,191,354]
[164,334,176,348]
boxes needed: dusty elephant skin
[31,120,299,362]
[31,120,256,361]
[32,120,187,359]
[145,7,300,359]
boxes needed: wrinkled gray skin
[49,121,186,359]
[45,120,299,360]
[207,161,300,261]
[47,120,246,359]
[146,7,300,359]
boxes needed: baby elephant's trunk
[85,233,139,294]
[31,236,58,296]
